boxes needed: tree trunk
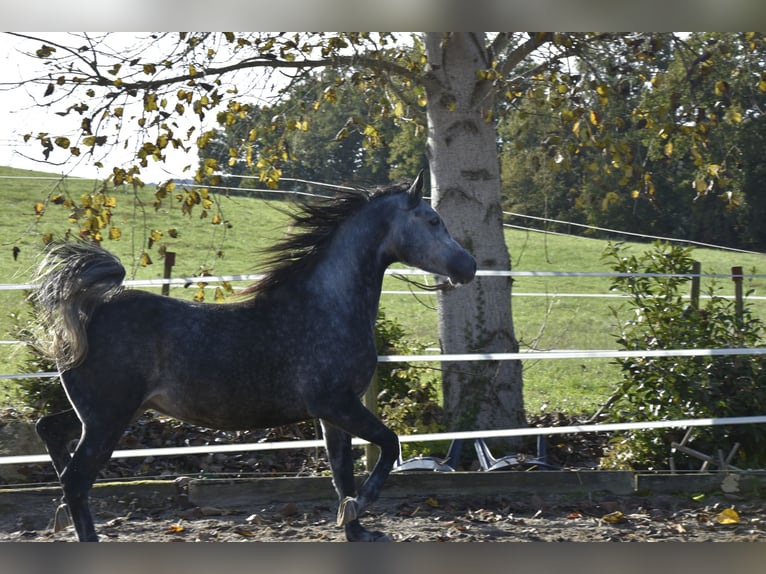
[423,33,526,439]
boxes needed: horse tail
[32,241,126,370]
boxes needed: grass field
[0,165,764,416]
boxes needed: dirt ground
[2,486,765,542]
[2,410,765,543]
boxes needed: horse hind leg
[36,409,81,478]
[36,409,82,532]
[58,422,130,541]
[54,406,136,542]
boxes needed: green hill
[0,165,763,415]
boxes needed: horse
[31,171,476,542]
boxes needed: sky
[0,33,203,182]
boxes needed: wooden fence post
[690,260,701,310]
[162,252,176,296]
[732,266,744,327]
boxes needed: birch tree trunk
[423,32,526,437]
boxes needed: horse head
[388,171,477,286]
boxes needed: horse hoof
[345,521,391,542]
[368,531,392,542]
[336,497,359,526]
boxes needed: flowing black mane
[241,183,409,297]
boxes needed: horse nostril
[450,254,477,285]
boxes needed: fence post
[690,260,701,310]
[732,266,744,327]
[162,252,176,296]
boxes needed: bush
[600,241,766,470]
[9,298,69,416]
[374,308,447,460]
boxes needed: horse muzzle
[446,252,477,286]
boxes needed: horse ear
[407,170,424,209]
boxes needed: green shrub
[9,298,69,416]
[374,308,447,459]
[601,241,766,470]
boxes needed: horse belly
[144,369,309,431]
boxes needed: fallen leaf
[425,497,440,508]
[716,508,740,525]
[566,512,583,520]
[234,526,256,537]
[601,511,624,524]
[279,502,299,516]
[165,524,185,534]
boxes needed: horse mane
[240,183,409,298]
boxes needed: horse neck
[308,202,393,325]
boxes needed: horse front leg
[320,403,399,542]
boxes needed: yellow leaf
[714,80,729,96]
[214,287,226,302]
[758,80,766,93]
[140,252,152,267]
[589,110,600,127]
[664,141,673,157]
[109,227,122,240]
[425,497,440,508]
[34,202,45,215]
[716,508,740,525]
[54,137,70,149]
[194,288,205,302]
[630,190,640,200]
[725,107,743,125]
[144,93,158,112]
[601,511,624,524]
[166,524,185,534]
